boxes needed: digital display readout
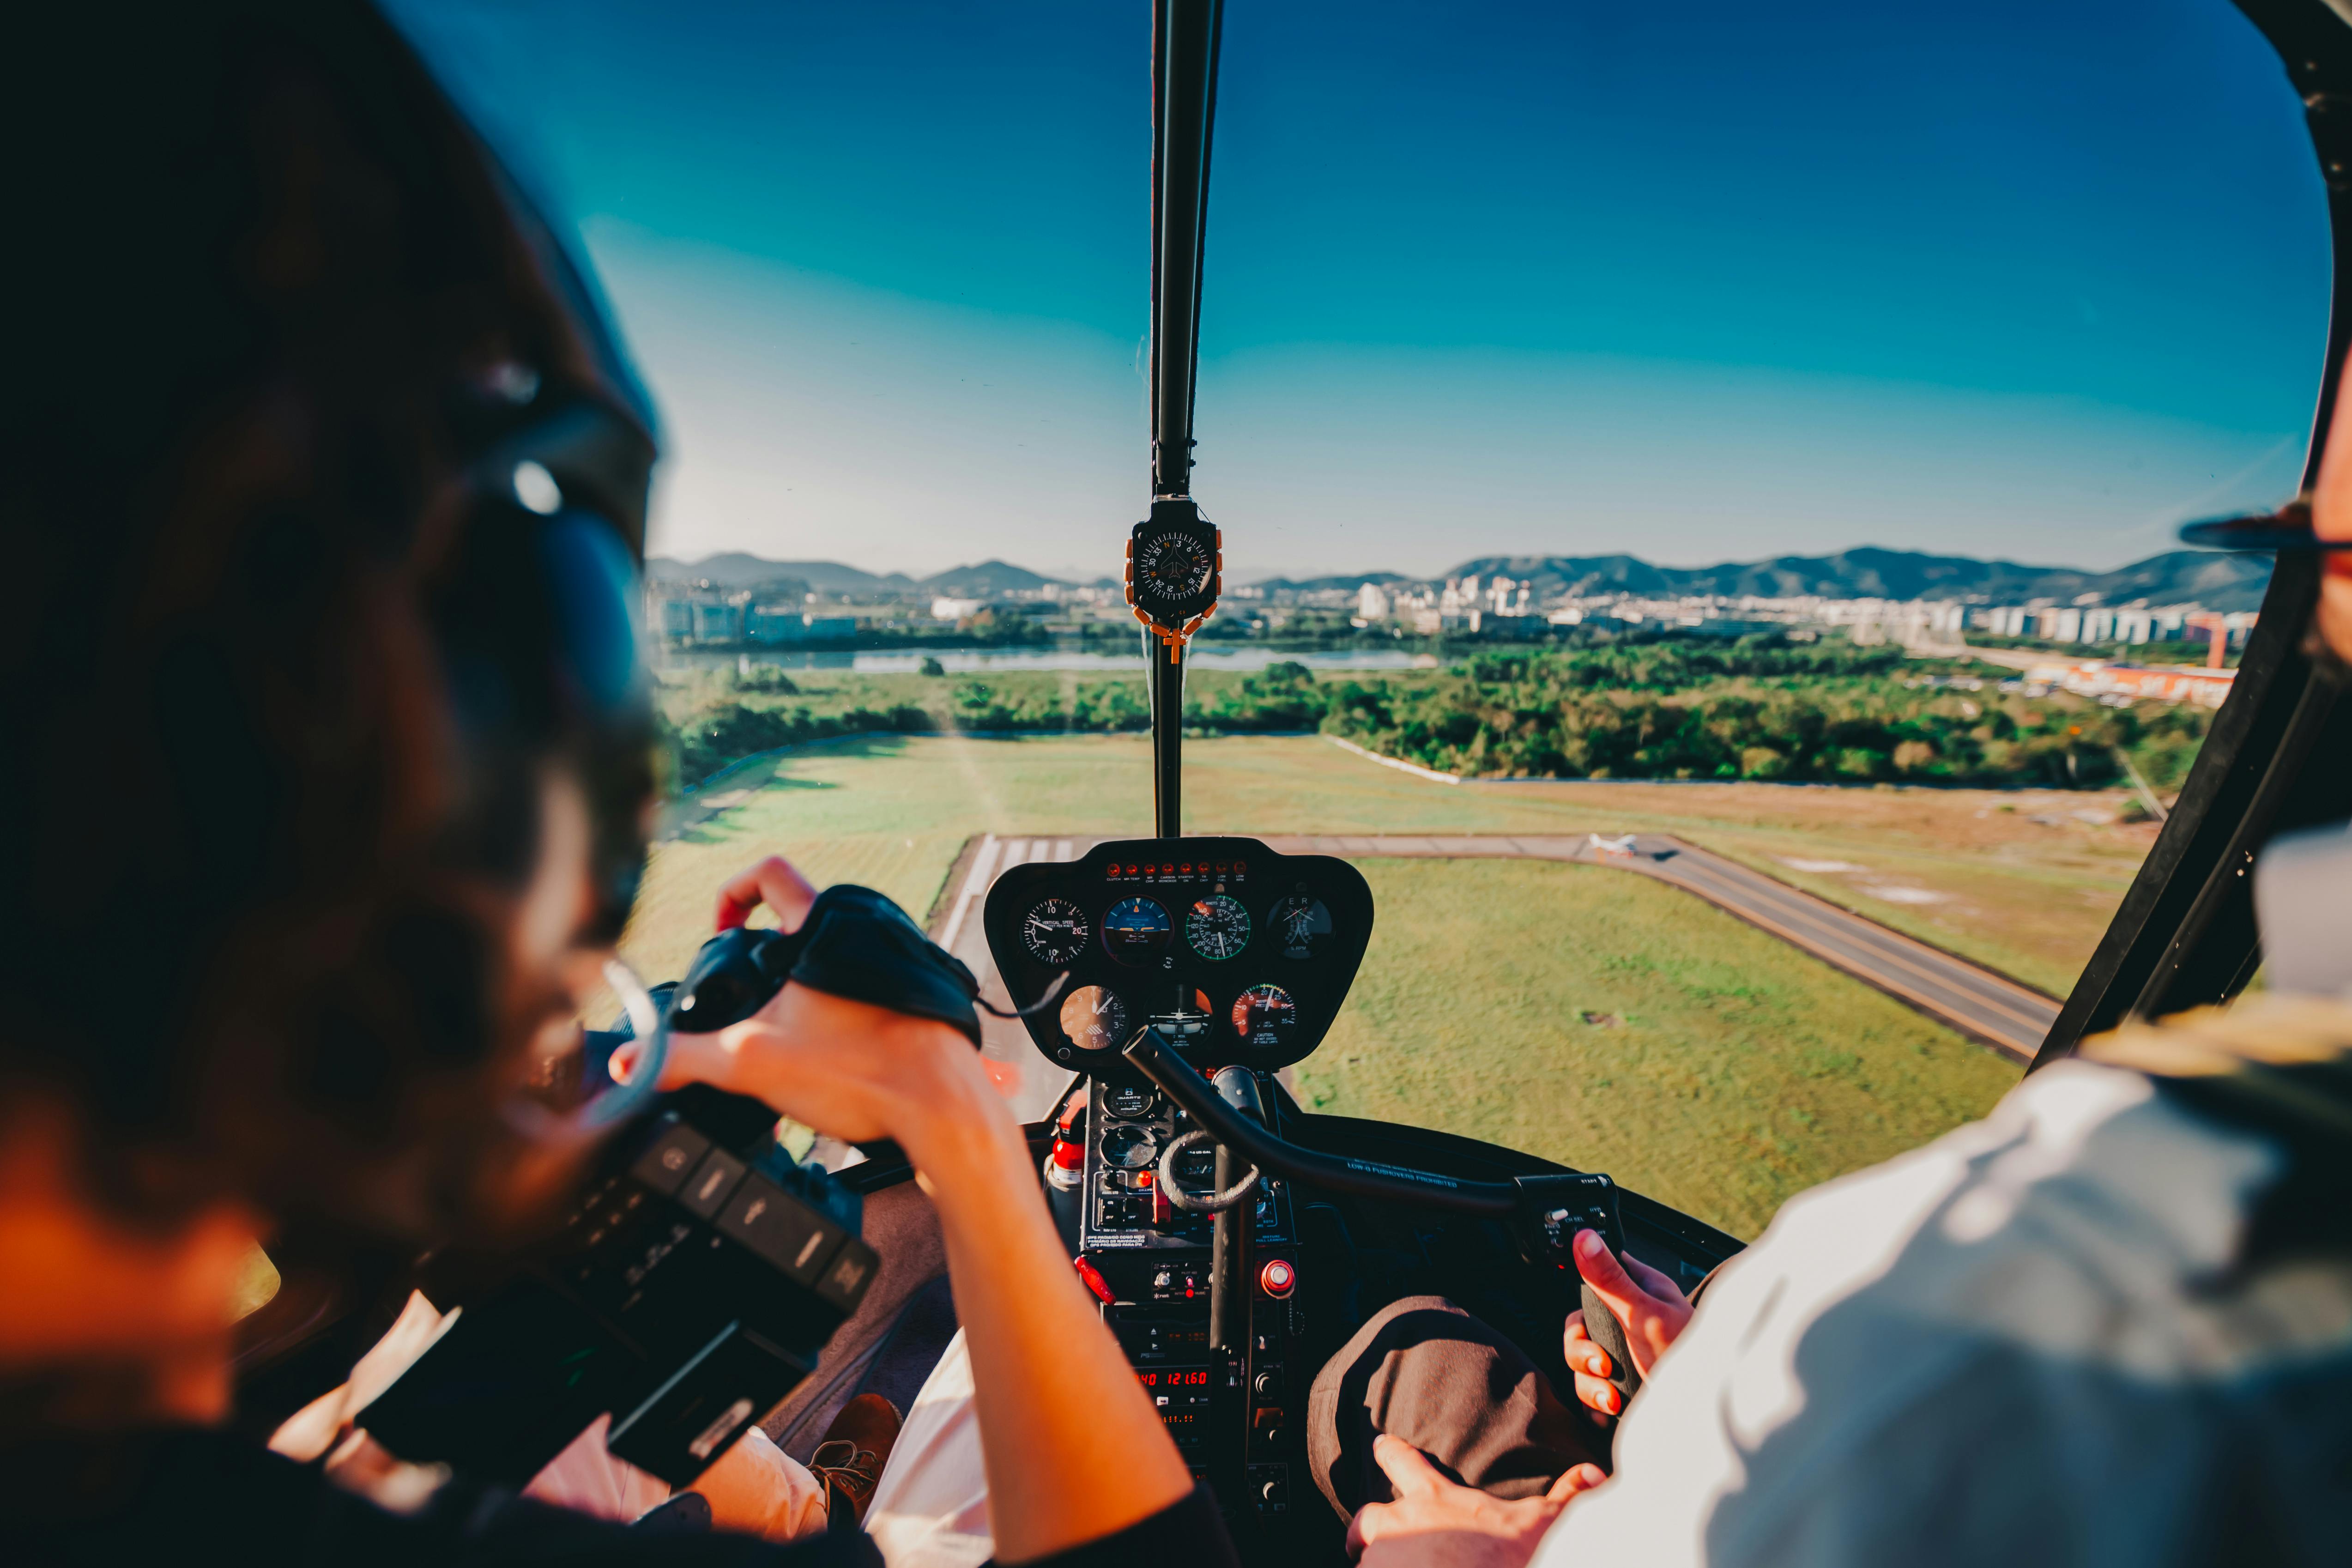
[1137,1369,1211,1387]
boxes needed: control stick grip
[1578,1280,1642,1407]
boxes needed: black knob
[1253,1372,1280,1398]
[1260,1480,1282,1503]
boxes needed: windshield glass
[390,0,2327,1236]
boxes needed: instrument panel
[982,836,1374,1084]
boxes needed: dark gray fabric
[1307,1295,1603,1522]
[855,1274,960,1418]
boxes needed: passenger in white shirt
[1336,375,2352,1568]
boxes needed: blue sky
[387,0,2331,580]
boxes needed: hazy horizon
[389,0,2328,582]
[647,537,2248,590]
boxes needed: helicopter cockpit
[220,0,2352,1562]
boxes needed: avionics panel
[982,836,1373,1087]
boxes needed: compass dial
[1185,894,1251,961]
[1231,984,1298,1049]
[1102,896,1173,966]
[1020,897,1090,966]
[1059,986,1129,1053]
[1136,531,1213,600]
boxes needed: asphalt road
[931,831,2054,1115]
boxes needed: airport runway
[931,831,2054,1115]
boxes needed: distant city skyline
[390,0,2330,581]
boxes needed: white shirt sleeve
[1529,1059,2352,1568]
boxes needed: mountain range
[1264,548,2274,613]
[647,554,1114,596]
[652,547,2273,613]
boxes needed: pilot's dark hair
[1,0,656,1236]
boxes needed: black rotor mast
[1130,0,1225,840]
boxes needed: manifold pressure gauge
[1126,496,1221,650]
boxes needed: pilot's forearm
[904,1106,1195,1564]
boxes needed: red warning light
[1233,860,1247,872]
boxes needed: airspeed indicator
[1185,894,1251,960]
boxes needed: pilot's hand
[1347,1435,1603,1567]
[1562,1229,1692,1417]
[713,854,817,933]
[646,981,1001,1156]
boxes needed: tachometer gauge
[1059,986,1129,1053]
[1231,984,1297,1049]
[1185,894,1251,960]
[1266,894,1333,961]
[1020,897,1090,966]
[1137,530,1213,600]
[1102,896,1173,966]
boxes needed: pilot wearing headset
[1328,400,2352,1566]
[0,5,1225,1566]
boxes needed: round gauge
[1231,984,1298,1049]
[1185,894,1252,961]
[1102,896,1173,967]
[1020,897,1091,966]
[1100,1125,1157,1169]
[1148,985,1217,1044]
[1058,986,1129,1053]
[1267,894,1334,961]
[1137,531,1213,599]
[1101,1083,1158,1120]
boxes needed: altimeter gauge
[1185,894,1251,960]
[1020,897,1091,966]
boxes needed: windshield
[389,0,2328,1237]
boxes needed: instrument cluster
[982,836,1374,1084]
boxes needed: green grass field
[625,732,2098,1234]
[637,732,2149,992]
[1302,859,2013,1236]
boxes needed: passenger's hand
[714,854,817,933]
[1562,1229,1692,1416]
[1347,1435,1603,1567]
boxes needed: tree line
[658,637,2213,795]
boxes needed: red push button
[1259,1258,1296,1299]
